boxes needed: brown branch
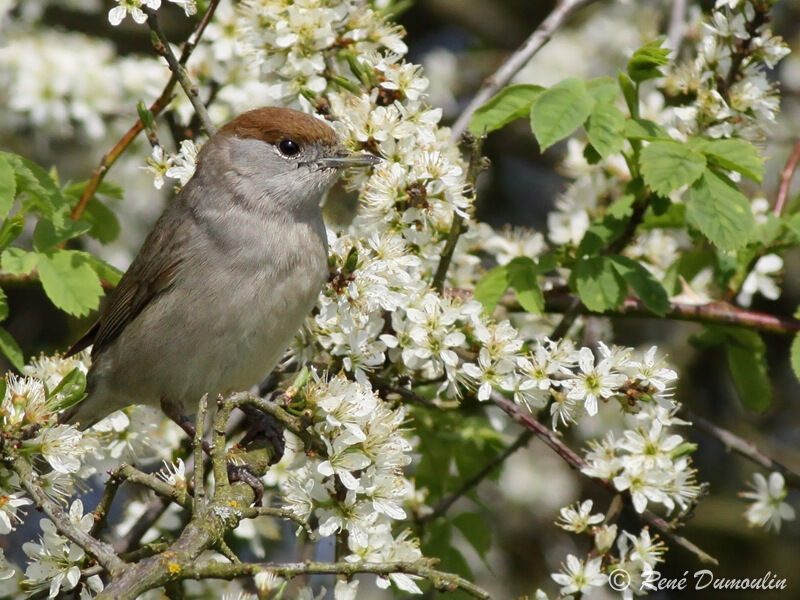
[686,411,800,489]
[144,7,217,137]
[488,392,718,564]
[774,136,800,216]
[70,0,221,221]
[13,458,126,575]
[417,430,533,524]
[450,0,597,139]
[173,560,490,599]
[544,294,800,336]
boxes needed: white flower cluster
[663,0,789,141]
[280,374,423,594]
[108,0,197,27]
[0,29,164,139]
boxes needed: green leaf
[83,198,121,244]
[48,368,87,411]
[689,137,764,182]
[586,102,626,158]
[76,252,123,286]
[469,84,545,135]
[687,170,756,251]
[642,201,685,229]
[791,333,800,383]
[640,140,706,196]
[725,330,772,411]
[570,256,626,312]
[0,327,24,371]
[0,154,16,220]
[1,247,39,275]
[0,215,25,251]
[586,77,619,104]
[37,250,104,317]
[0,287,7,322]
[473,265,508,314]
[617,71,638,117]
[577,195,634,255]
[530,78,595,151]
[33,218,92,252]
[453,513,492,560]
[506,257,544,314]
[63,179,124,201]
[663,249,714,295]
[627,38,670,83]
[608,254,669,316]
[2,153,65,220]
[624,118,669,140]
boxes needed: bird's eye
[278,139,301,157]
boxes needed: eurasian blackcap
[63,107,379,428]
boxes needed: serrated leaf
[586,102,626,158]
[577,195,634,255]
[0,154,16,220]
[586,77,618,104]
[33,217,92,252]
[83,197,121,244]
[473,265,508,314]
[469,84,545,135]
[640,140,706,196]
[608,254,669,316]
[726,332,771,411]
[624,118,669,140]
[76,252,123,286]
[628,38,670,83]
[687,170,755,251]
[570,256,626,312]
[530,78,595,151]
[642,201,685,229]
[453,513,492,560]
[3,153,65,220]
[0,215,24,251]
[63,179,124,201]
[37,250,104,317]
[0,327,24,371]
[690,137,764,182]
[506,257,544,314]
[1,247,39,275]
[791,334,800,383]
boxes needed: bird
[63,107,379,430]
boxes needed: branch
[432,133,485,293]
[70,0,221,221]
[686,411,800,489]
[145,7,217,137]
[488,392,718,564]
[774,136,800,216]
[178,560,491,599]
[417,430,533,524]
[450,0,597,139]
[495,291,800,337]
[13,458,126,576]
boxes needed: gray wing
[67,196,195,358]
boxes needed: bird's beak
[315,152,382,169]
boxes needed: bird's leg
[227,395,287,507]
[160,398,212,455]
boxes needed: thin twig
[538,294,800,337]
[14,458,126,575]
[774,136,800,216]
[212,396,233,490]
[432,133,484,292]
[193,394,209,513]
[118,463,190,508]
[417,430,533,524]
[450,0,597,139]
[686,411,800,489]
[179,560,491,600]
[90,470,123,538]
[145,7,217,136]
[488,392,718,564]
[70,0,221,221]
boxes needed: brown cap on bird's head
[218,107,339,148]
